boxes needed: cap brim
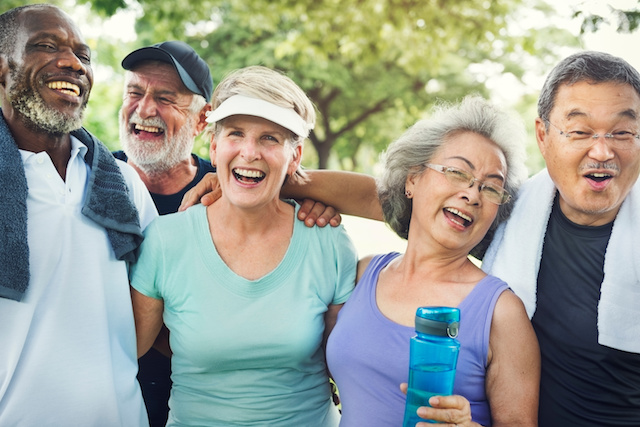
[206,95,309,138]
[121,47,203,100]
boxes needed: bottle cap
[415,306,460,338]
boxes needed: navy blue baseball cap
[122,41,213,102]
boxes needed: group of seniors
[1,3,639,427]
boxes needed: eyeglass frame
[425,163,511,205]
[542,117,640,150]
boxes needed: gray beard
[8,62,86,135]
[119,111,196,176]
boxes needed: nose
[135,94,158,119]
[240,138,261,162]
[588,136,616,162]
[461,180,482,205]
[56,48,87,75]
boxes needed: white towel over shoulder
[483,169,640,353]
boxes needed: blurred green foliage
[4,0,592,176]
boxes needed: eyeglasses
[425,164,511,205]
[544,119,640,150]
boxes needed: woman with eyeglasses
[325,96,540,427]
[177,95,541,426]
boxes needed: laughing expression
[119,62,202,174]
[536,81,640,226]
[405,132,506,253]
[210,114,301,211]
[4,6,92,135]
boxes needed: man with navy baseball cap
[114,40,216,426]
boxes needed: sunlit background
[8,0,639,256]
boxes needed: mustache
[581,162,620,172]
[127,111,167,130]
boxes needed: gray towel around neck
[0,112,143,302]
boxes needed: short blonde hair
[207,66,315,183]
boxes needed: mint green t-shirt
[130,203,357,426]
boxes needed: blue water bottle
[402,306,460,426]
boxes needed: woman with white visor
[129,66,357,426]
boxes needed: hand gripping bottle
[402,306,460,426]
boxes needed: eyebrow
[566,109,638,121]
[446,155,505,181]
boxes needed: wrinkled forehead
[15,6,87,51]
[552,81,640,123]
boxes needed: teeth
[591,173,611,178]
[445,207,472,223]
[134,124,162,133]
[47,81,80,96]
[234,168,265,179]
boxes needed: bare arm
[484,291,540,427]
[130,287,165,358]
[282,170,382,221]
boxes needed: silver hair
[538,51,640,124]
[377,95,528,256]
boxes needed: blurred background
[8,0,640,254]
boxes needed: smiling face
[536,81,640,226]
[210,114,301,211]
[405,131,507,253]
[2,6,92,134]
[119,62,208,174]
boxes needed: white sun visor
[205,94,311,138]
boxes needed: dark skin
[0,5,93,179]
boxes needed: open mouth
[47,81,80,97]
[585,172,612,183]
[233,168,265,184]
[444,207,473,227]
[132,124,164,136]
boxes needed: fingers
[415,395,472,425]
[178,173,220,211]
[297,199,342,227]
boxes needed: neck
[2,109,72,179]
[129,155,197,195]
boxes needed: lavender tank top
[326,252,508,426]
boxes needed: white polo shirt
[0,137,157,426]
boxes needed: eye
[36,42,56,51]
[566,130,592,140]
[262,134,281,144]
[76,51,91,64]
[612,130,636,140]
[481,184,502,197]
[446,167,471,183]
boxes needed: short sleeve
[331,225,358,305]
[129,219,163,300]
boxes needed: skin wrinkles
[536,81,640,226]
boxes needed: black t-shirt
[113,151,216,214]
[533,196,640,426]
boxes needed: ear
[405,172,418,196]
[209,133,217,167]
[0,55,8,90]
[195,103,212,136]
[287,144,303,176]
[535,117,549,158]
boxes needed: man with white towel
[482,51,640,426]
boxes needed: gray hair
[538,51,640,123]
[377,95,528,255]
